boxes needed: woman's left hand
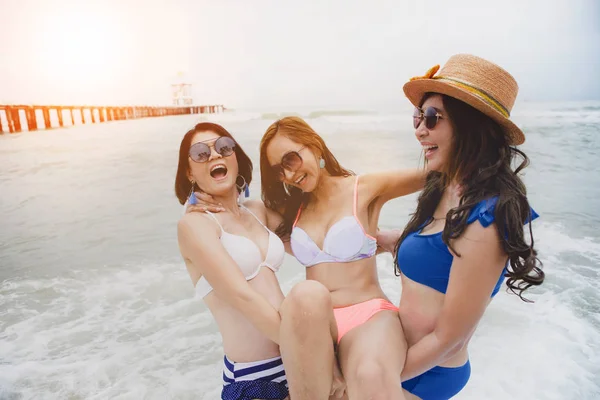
[330,360,347,398]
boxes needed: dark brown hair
[175,122,253,205]
[394,93,544,301]
[259,116,353,237]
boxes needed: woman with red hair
[259,116,425,399]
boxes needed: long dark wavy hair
[259,116,353,238]
[174,122,253,205]
[393,93,544,301]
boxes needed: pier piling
[0,104,225,134]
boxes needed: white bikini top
[194,205,285,298]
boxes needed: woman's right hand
[186,191,226,214]
[376,229,403,254]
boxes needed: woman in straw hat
[377,54,545,399]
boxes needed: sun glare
[35,6,123,98]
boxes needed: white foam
[2,221,599,400]
[0,264,224,399]
[375,221,600,399]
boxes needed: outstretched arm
[363,168,426,206]
[177,213,282,344]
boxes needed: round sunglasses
[413,106,444,130]
[271,146,305,181]
[189,136,236,163]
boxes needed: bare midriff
[203,268,284,363]
[306,256,390,308]
[399,275,471,368]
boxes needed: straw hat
[403,54,524,145]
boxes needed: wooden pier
[0,104,225,134]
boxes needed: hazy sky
[0,0,598,108]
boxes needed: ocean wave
[1,221,599,399]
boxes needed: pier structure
[0,104,225,134]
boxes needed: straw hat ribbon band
[432,76,510,118]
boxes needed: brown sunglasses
[271,146,306,181]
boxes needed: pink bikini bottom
[333,298,399,344]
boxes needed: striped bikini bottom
[221,355,289,400]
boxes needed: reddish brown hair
[175,122,253,205]
[259,116,352,237]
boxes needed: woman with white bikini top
[175,122,290,400]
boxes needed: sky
[0,0,598,109]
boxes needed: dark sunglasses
[271,146,305,181]
[413,106,444,130]
[189,136,236,163]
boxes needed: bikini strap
[293,205,303,228]
[240,205,267,229]
[204,211,224,234]
[353,175,360,217]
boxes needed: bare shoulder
[452,220,504,260]
[244,199,285,233]
[356,172,377,188]
[354,172,382,202]
[177,212,221,245]
[243,199,267,214]
[332,174,360,194]
[243,199,269,221]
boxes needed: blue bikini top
[396,197,539,296]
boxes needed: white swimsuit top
[194,205,285,298]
